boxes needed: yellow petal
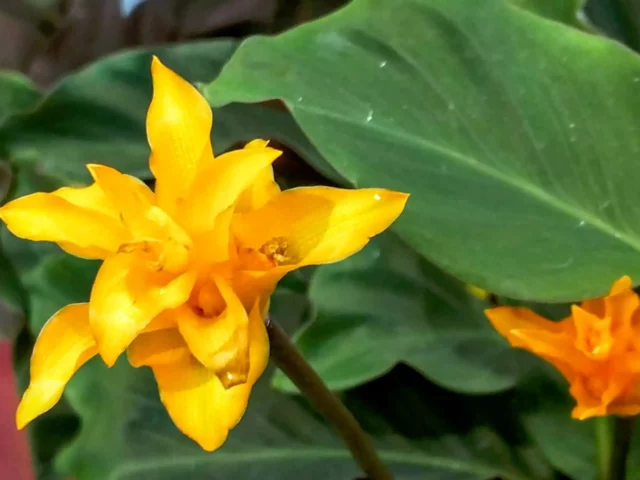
[88,164,192,272]
[246,299,270,385]
[127,328,192,367]
[234,140,281,213]
[152,357,237,451]
[190,205,235,266]
[87,164,156,237]
[151,300,268,451]
[177,277,249,386]
[0,189,127,259]
[147,57,213,214]
[89,252,196,366]
[232,186,408,266]
[17,303,97,429]
[181,145,282,233]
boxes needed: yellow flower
[485,276,640,419]
[1,57,409,451]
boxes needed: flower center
[576,317,613,359]
[191,280,225,318]
[259,236,295,265]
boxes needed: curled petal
[147,57,213,213]
[232,186,408,267]
[177,277,249,386]
[127,328,192,367]
[152,299,268,451]
[89,252,196,366]
[17,304,97,429]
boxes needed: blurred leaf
[0,245,26,339]
[21,254,553,480]
[516,368,597,480]
[0,39,339,189]
[585,0,640,50]
[0,71,41,123]
[208,102,346,185]
[24,254,98,333]
[0,40,238,182]
[273,233,538,394]
[510,0,587,27]
[205,0,640,302]
[1,162,65,275]
[518,366,640,480]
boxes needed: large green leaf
[22,255,553,480]
[204,0,640,302]
[273,233,538,394]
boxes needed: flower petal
[147,57,213,213]
[88,164,192,273]
[152,357,236,451]
[235,141,281,213]
[610,276,633,295]
[17,303,97,429]
[0,187,127,259]
[87,164,156,236]
[485,306,564,339]
[181,144,282,233]
[127,328,192,367]
[151,300,268,451]
[232,186,408,266]
[89,252,196,366]
[177,277,250,386]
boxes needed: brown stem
[266,317,394,480]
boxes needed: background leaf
[204,0,640,302]
[17,254,553,480]
[273,233,538,394]
[0,71,41,124]
[0,39,340,187]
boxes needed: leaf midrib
[292,103,639,254]
[109,446,529,480]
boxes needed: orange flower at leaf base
[486,276,640,419]
[0,57,409,451]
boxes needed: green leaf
[22,254,552,480]
[208,102,346,185]
[0,41,238,182]
[516,369,597,480]
[59,364,553,480]
[0,244,27,339]
[204,0,640,302]
[1,163,67,275]
[273,233,537,394]
[0,40,341,187]
[0,71,41,124]
[24,254,98,333]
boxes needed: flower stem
[596,417,613,480]
[266,317,394,480]
[606,417,635,480]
